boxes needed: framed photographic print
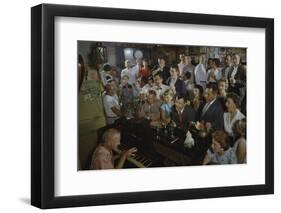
[31,3,274,209]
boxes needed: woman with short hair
[224,92,245,136]
[203,130,237,165]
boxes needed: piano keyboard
[117,144,153,168]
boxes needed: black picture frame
[31,3,274,209]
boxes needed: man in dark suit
[200,83,224,130]
[166,65,187,98]
[152,57,170,83]
[171,95,196,131]
[227,54,246,99]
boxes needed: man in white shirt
[194,55,207,88]
[121,60,138,85]
[103,83,122,124]
[152,72,169,99]
[141,75,154,94]
[100,64,113,87]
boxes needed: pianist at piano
[90,128,137,169]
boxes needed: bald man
[90,128,137,169]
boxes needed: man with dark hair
[141,90,162,121]
[200,83,224,130]
[166,65,187,97]
[103,83,122,124]
[221,55,233,80]
[100,63,113,87]
[152,57,170,82]
[152,72,169,99]
[90,128,137,169]
[170,95,196,131]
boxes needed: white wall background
[0,0,279,212]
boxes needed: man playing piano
[90,128,137,170]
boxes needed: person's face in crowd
[154,75,163,86]
[170,68,178,79]
[122,76,129,85]
[159,59,166,68]
[125,60,131,69]
[208,59,214,67]
[218,81,226,94]
[233,54,240,66]
[225,97,237,113]
[143,60,148,67]
[193,88,200,98]
[175,97,185,111]
[211,60,217,69]
[226,55,232,66]
[204,88,216,103]
[106,84,115,96]
[148,79,154,87]
[179,54,185,63]
[211,139,224,154]
[163,93,173,103]
[147,94,156,105]
[185,56,192,64]
[108,133,121,152]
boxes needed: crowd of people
[85,52,247,168]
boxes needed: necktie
[202,102,210,115]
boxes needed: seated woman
[224,93,245,136]
[232,118,246,163]
[170,95,196,131]
[202,130,237,165]
[160,89,174,124]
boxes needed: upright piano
[97,118,211,168]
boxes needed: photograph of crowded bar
[78,41,247,170]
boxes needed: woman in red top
[139,58,151,87]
